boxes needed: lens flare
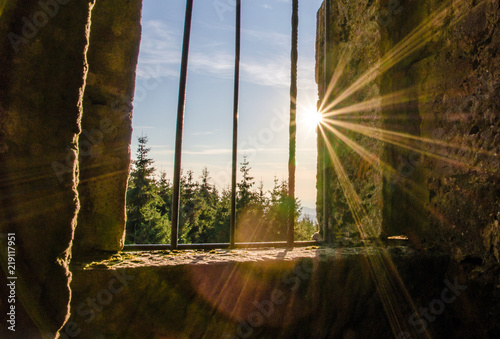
[302,109,323,130]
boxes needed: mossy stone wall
[316,0,384,241]
[66,249,498,338]
[0,1,142,336]
[316,0,500,262]
[73,0,142,256]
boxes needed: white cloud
[136,19,316,89]
[135,20,181,79]
[188,52,234,78]
[243,28,288,47]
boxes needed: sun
[303,109,323,129]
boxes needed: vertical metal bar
[230,0,241,248]
[322,0,329,243]
[171,0,194,250]
[287,0,299,249]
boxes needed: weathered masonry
[0,0,499,338]
[316,0,499,260]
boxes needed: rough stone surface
[316,0,500,262]
[407,0,500,262]
[316,0,384,241]
[67,247,500,338]
[0,0,142,337]
[0,1,94,336]
[73,0,142,255]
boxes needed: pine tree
[172,168,219,243]
[179,170,200,242]
[237,155,255,211]
[257,179,267,206]
[196,167,219,242]
[200,167,211,198]
[157,171,172,217]
[126,136,170,244]
[234,157,269,241]
[211,186,231,243]
[263,178,302,241]
[124,146,314,244]
[295,214,317,241]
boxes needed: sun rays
[301,107,323,130]
[313,0,495,337]
[319,0,476,115]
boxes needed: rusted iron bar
[171,0,194,250]
[322,0,330,243]
[230,0,241,248]
[287,0,299,249]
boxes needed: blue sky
[131,0,324,210]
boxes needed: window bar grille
[122,0,324,253]
[322,0,330,242]
[230,0,241,248]
[171,0,194,250]
[287,0,299,248]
